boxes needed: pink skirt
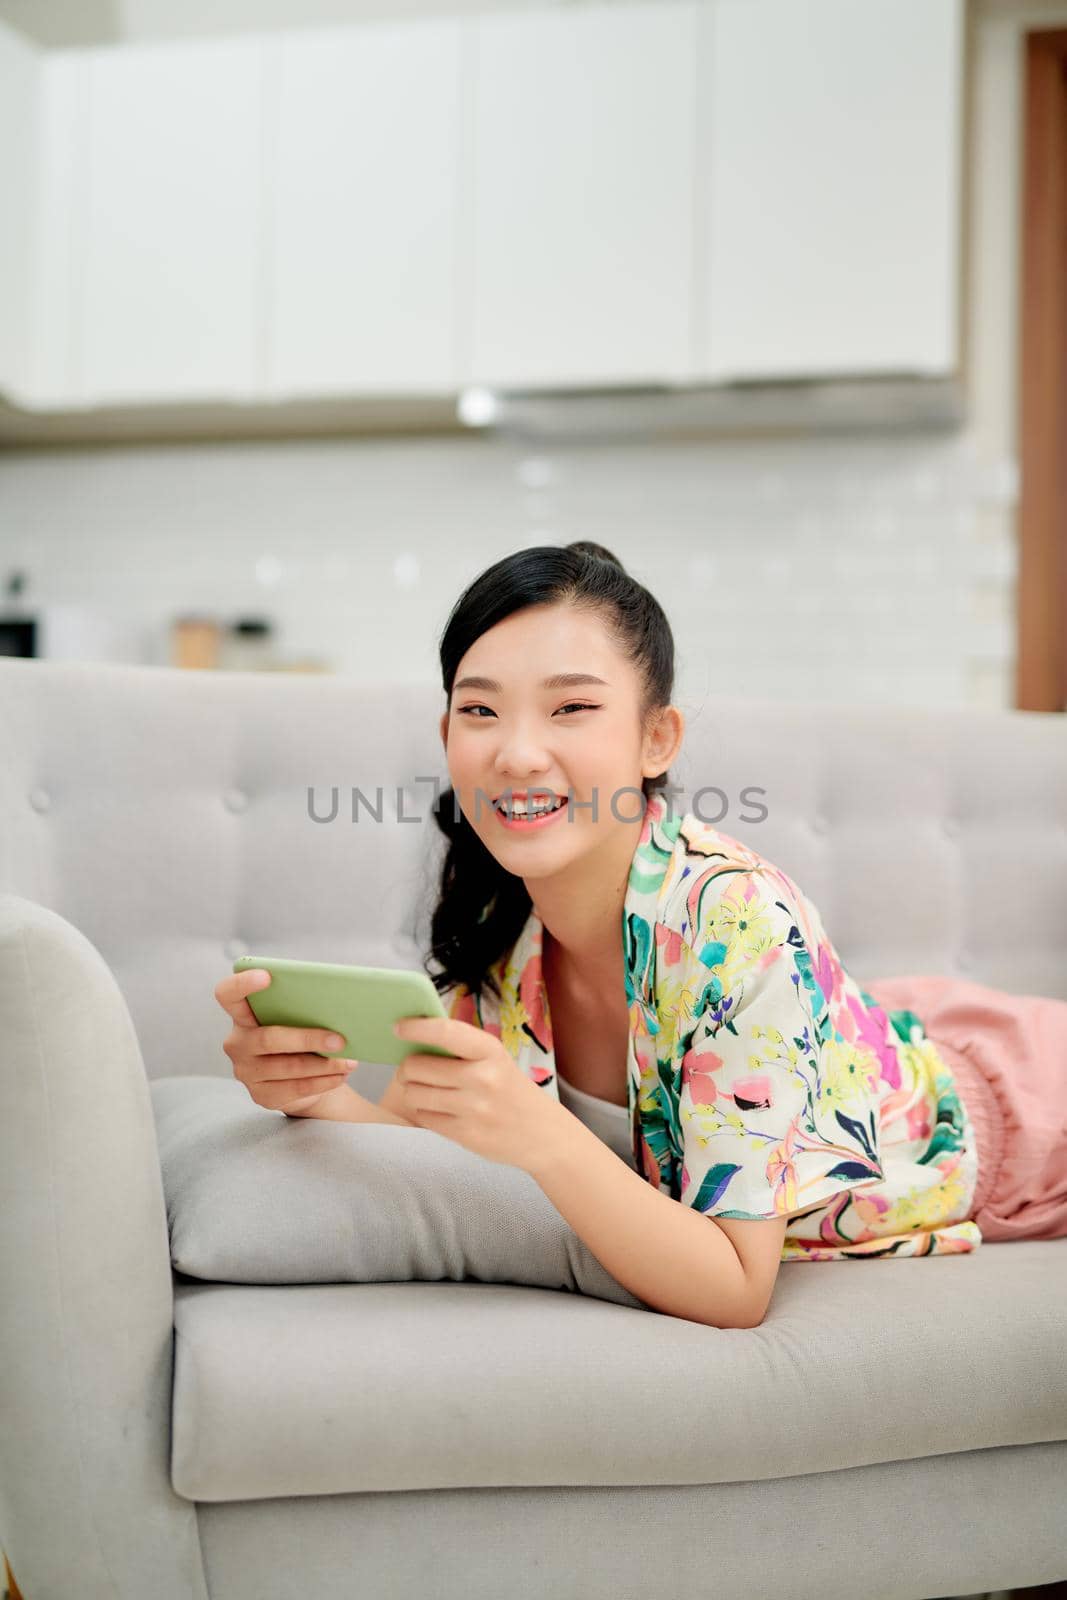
[863,974,1067,1243]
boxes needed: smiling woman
[385,549,751,1322]
[315,539,1064,1328]
[429,540,679,1012]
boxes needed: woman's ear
[439,708,449,750]
[645,705,685,776]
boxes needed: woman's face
[440,602,671,876]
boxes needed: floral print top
[444,790,982,1261]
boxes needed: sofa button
[942,817,960,838]
[28,787,51,813]
[224,789,248,814]
[956,949,971,971]
[225,938,248,960]
[810,814,829,835]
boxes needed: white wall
[0,0,1062,715]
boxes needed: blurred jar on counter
[171,614,221,670]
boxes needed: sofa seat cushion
[170,1240,1067,1501]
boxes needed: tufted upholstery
[2,657,1066,1600]
[2,658,1065,1095]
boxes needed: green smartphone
[231,955,452,1066]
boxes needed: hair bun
[566,540,626,573]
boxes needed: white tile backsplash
[0,426,1018,710]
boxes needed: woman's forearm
[285,1083,417,1126]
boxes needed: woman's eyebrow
[453,673,610,693]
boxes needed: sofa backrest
[2,657,1064,1083]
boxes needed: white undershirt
[555,1070,638,1171]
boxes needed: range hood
[0,373,965,446]
[460,374,966,442]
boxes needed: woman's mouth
[493,795,569,831]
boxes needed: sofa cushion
[169,1239,1067,1500]
[150,1074,646,1308]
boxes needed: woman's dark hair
[424,540,676,1004]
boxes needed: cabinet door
[0,21,38,402]
[29,50,88,406]
[78,37,265,403]
[469,0,697,390]
[267,20,462,396]
[701,0,964,381]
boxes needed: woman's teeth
[500,797,564,816]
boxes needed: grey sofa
[1,655,1065,1600]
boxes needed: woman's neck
[523,807,642,976]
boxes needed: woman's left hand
[391,1015,567,1175]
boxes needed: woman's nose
[493,738,553,771]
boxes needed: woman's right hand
[215,969,360,1116]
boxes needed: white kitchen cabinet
[700,0,964,382]
[467,0,698,391]
[0,21,39,402]
[28,50,88,407]
[75,36,266,404]
[4,0,968,427]
[267,19,463,397]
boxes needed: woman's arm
[529,1115,766,1329]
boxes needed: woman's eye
[456,703,598,719]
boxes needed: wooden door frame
[1016,25,1067,711]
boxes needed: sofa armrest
[0,894,208,1600]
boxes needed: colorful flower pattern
[444,791,981,1261]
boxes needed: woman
[223,540,1067,1326]
[403,537,1067,1260]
